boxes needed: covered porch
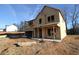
[33,24,61,40]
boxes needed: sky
[0,4,78,29]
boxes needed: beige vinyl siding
[59,12,66,40]
[34,7,60,28]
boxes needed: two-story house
[25,6,67,41]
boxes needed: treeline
[62,4,79,35]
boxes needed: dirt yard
[0,35,79,55]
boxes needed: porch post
[42,27,45,39]
[34,28,35,38]
[53,26,56,40]
[37,28,39,38]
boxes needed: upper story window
[47,15,55,22]
[48,16,50,22]
[39,18,42,24]
[51,15,54,22]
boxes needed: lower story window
[48,29,51,36]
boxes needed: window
[51,15,54,22]
[47,15,55,22]
[48,29,51,36]
[39,19,42,24]
[48,16,50,22]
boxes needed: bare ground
[0,35,79,55]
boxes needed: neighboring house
[25,6,67,41]
[6,24,18,32]
[0,29,4,32]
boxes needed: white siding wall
[6,25,18,32]
[59,12,66,40]
[0,29,3,32]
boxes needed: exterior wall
[33,7,62,40]
[34,7,60,28]
[56,27,61,39]
[26,6,66,41]
[59,12,66,40]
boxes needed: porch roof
[34,22,60,28]
[43,22,59,27]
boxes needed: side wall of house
[59,12,66,40]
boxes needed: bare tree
[62,5,79,34]
[17,21,24,31]
[62,6,69,33]
[69,5,79,34]
[17,21,28,32]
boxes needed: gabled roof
[35,6,65,22]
